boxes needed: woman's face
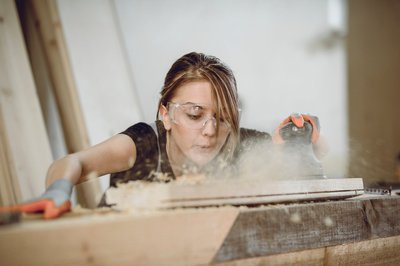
[161,80,230,168]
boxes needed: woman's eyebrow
[184,102,206,109]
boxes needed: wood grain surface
[1,196,399,265]
[213,235,400,266]
[0,0,52,200]
[0,207,239,266]
[213,196,400,262]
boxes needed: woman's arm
[45,134,136,187]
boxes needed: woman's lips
[194,145,213,151]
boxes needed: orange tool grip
[302,114,320,144]
[273,115,305,144]
[273,114,319,144]
[0,199,71,219]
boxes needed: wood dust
[105,173,208,211]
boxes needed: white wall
[114,0,348,176]
[57,0,143,190]
[57,0,348,182]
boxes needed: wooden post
[24,0,102,206]
[18,0,68,160]
[0,106,21,205]
[29,0,89,153]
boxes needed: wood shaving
[105,173,207,211]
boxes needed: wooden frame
[106,178,365,209]
[1,196,399,265]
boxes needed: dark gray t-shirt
[109,120,271,187]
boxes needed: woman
[3,52,319,218]
[109,52,268,186]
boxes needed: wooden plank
[213,248,326,266]
[1,197,400,265]
[0,0,52,200]
[166,178,364,201]
[325,234,400,265]
[163,190,361,208]
[30,0,89,154]
[0,105,21,205]
[0,207,239,266]
[26,0,102,207]
[20,0,103,208]
[19,0,68,159]
[213,235,400,266]
[213,196,400,262]
[105,178,364,209]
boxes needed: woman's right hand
[0,179,73,219]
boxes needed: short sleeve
[109,123,159,187]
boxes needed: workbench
[1,193,400,265]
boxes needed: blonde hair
[157,52,240,161]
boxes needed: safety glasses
[167,102,230,132]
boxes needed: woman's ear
[159,105,172,130]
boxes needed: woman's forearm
[45,154,83,188]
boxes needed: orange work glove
[273,113,320,144]
[0,179,72,219]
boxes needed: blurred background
[1,0,399,204]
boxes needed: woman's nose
[201,118,217,136]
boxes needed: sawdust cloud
[204,137,325,182]
[347,138,397,186]
[104,137,326,211]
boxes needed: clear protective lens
[168,102,230,131]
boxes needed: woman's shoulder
[123,122,155,135]
[119,122,158,148]
[240,127,271,142]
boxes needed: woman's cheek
[175,127,197,156]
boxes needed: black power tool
[274,113,325,179]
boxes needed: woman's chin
[187,154,215,168]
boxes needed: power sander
[273,113,325,179]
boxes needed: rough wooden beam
[1,197,399,265]
[30,0,89,153]
[18,0,68,158]
[213,196,400,262]
[213,235,400,266]
[25,0,101,207]
[0,106,21,205]
[0,207,239,266]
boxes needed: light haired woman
[2,52,322,218]
[109,52,268,186]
